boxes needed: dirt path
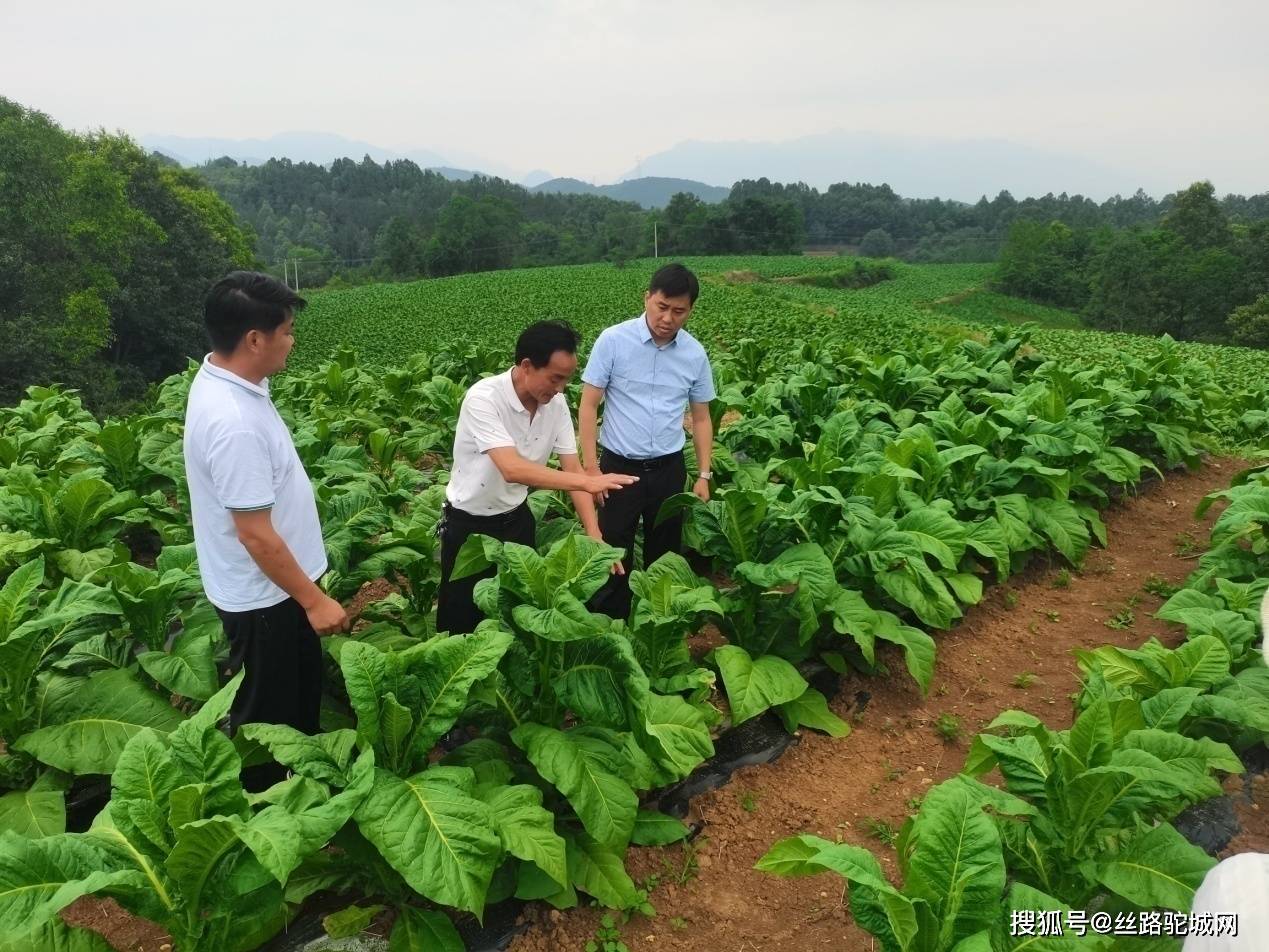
[510,458,1262,952]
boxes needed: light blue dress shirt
[582,314,716,459]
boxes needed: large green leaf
[555,634,648,730]
[14,669,184,775]
[564,831,640,909]
[0,918,115,952]
[137,626,218,701]
[389,906,464,952]
[896,508,967,571]
[733,543,838,603]
[8,579,122,643]
[511,724,637,850]
[630,810,689,847]
[167,723,250,822]
[380,694,414,772]
[872,610,936,695]
[756,834,917,948]
[962,733,1050,801]
[1096,822,1214,911]
[1171,635,1231,689]
[231,809,303,887]
[353,766,500,915]
[641,692,714,785]
[286,750,375,856]
[711,645,808,725]
[406,627,512,755]
[0,557,43,639]
[56,478,115,549]
[511,592,603,643]
[0,773,66,838]
[483,784,567,889]
[544,533,628,602]
[1029,497,1091,565]
[239,726,359,786]
[0,832,129,936]
[164,816,242,914]
[965,518,1011,582]
[904,778,1004,945]
[876,558,961,630]
[1120,729,1243,775]
[339,638,392,750]
[1140,687,1202,731]
[777,687,850,738]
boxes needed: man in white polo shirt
[437,320,638,634]
[184,271,347,788]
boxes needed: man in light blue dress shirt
[579,263,716,619]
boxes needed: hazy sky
[4,0,1267,191]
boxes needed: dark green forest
[994,182,1269,347]
[194,156,1269,286]
[1,99,254,407]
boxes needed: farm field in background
[295,256,1269,416]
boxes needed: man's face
[644,290,694,341]
[519,350,577,404]
[253,314,295,376]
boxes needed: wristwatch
[697,471,712,481]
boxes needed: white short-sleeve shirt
[183,356,327,612]
[446,369,578,515]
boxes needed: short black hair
[648,263,699,304]
[515,320,580,368]
[203,271,306,354]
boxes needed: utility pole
[294,259,301,294]
[653,220,658,258]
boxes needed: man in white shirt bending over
[184,271,347,788]
[437,320,637,634]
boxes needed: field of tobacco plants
[0,256,1266,951]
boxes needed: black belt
[600,447,684,471]
[442,501,529,527]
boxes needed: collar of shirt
[499,368,529,415]
[200,354,269,397]
[637,313,678,348]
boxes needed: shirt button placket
[650,350,658,452]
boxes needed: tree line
[1,98,254,408]
[195,157,1269,287]
[994,182,1269,347]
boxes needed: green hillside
[294,257,1269,406]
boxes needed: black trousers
[590,448,688,621]
[216,596,323,791]
[436,501,536,635]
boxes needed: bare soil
[347,577,399,624]
[62,897,170,951]
[509,458,1267,952]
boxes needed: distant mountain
[429,167,482,181]
[531,176,729,208]
[138,131,514,180]
[622,131,1150,202]
[531,177,597,196]
[521,169,555,188]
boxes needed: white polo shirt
[183,356,327,612]
[446,369,578,515]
